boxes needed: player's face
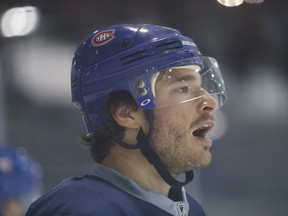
[150,67,218,175]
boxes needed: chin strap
[114,110,194,201]
[136,127,194,201]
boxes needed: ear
[112,105,143,129]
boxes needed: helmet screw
[135,80,146,88]
[122,39,130,46]
[138,88,148,96]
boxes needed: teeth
[193,124,213,137]
[199,124,210,129]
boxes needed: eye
[175,86,190,94]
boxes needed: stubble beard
[150,119,212,176]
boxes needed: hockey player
[0,146,42,216]
[26,24,227,216]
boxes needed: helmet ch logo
[91,29,115,47]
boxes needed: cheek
[153,113,191,149]
[154,106,188,123]
[153,110,192,145]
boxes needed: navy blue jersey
[26,165,206,216]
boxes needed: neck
[101,144,171,196]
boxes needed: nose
[198,93,219,113]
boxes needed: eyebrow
[167,74,198,85]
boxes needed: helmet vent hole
[155,40,182,53]
[120,49,147,65]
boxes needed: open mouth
[192,124,213,139]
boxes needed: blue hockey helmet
[0,146,42,210]
[71,24,227,135]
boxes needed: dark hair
[79,90,139,162]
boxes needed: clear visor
[129,57,227,110]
